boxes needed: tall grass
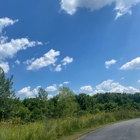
[0,110,140,140]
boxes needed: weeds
[0,110,140,140]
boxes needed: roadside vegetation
[0,66,140,140]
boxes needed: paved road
[78,118,140,140]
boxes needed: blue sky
[0,0,140,99]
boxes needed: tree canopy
[1,66,140,122]
[0,67,16,119]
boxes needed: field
[0,110,140,140]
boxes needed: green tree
[0,67,16,119]
[76,93,95,114]
[56,87,79,118]
[22,98,44,121]
[58,87,74,98]
[37,87,48,101]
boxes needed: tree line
[0,67,140,122]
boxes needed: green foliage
[0,110,140,140]
[46,87,79,118]
[0,67,15,98]
[58,87,74,98]
[0,70,140,122]
[0,67,17,120]
[1,67,140,139]
[37,87,48,101]
[11,87,140,121]
[56,87,79,118]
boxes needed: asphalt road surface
[78,118,140,140]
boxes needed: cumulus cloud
[80,85,93,92]
[63,81,70,84]
[90,79,140,95]
[61,56,73,65]
[0,17,43,73]
[45,84,57,92]
[17,86,41,98]
[0,61,9,73]
[60,0,140,19]
[0,36,42,60]
[24,58,35,65]
[55,64,62,72]
[0,18,39,61]
[120,57,140,70]
[17,86,54,99]
[48,94,53,99]
[59,81,70,87]
[59,84,63,87]
[138,80,140,83]
[15,60,20,65]
[54,56,73,71]
[0,17,18,33]
[25,49,60,70]
[105,59,116,69]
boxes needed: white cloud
[59,84,63,87]
[0,18,72,72]
[90,79,140,95]
[45,84,57,92]
[0,17,18,33]
[0,17,43,74]
[25,49,60,70]
[61,56,73,65]
[55,64,62,72]
[17,86,54,99]
[61,0,78,15]
[0,36,42,60]
[59,81,70,87]
[37,42,43,45]
[48,94,53,99]
[63,81,70,84]
[80,85,93,92]
[105,59,116,69]
[15,60,20,65]
[138,80,140,83]
[17,86,41,98]
[23,58,35,65]
[120,57,140,70]
[60,0,140,19]
[0,61,9,73]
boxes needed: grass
[0,110,140,140]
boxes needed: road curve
[78,118,140,140]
